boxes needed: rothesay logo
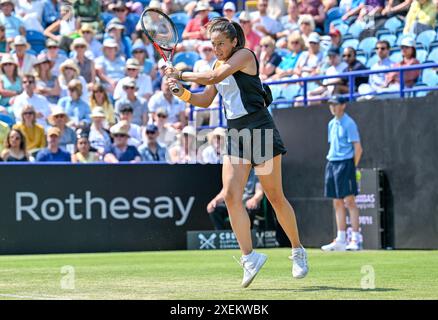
[15,191,195,226]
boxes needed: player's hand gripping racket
[140,8,181,93]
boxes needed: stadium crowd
[0,0,435,163]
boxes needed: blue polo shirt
[327,113,360,161]
[36,148,71,162]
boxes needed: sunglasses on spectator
[376,47,388,51]
[114,8,126,12]
[157,114,167,118]
[260,44,270,48]
[113,134,128,138]
[82,30,92,34]
[75,45,86,49]
[54,114,65,118]
[343,54,352,58]
[3,63,14,66]
[48,46,58,49]
[23,80,35,84]
[290,41,299,44]
[146,131,157,135]
[123,86,136,90]
[127,68,138,72]
[133,50,145,54]
[23,112,35,115]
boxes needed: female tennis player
[165,18,308,288]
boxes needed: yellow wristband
[179,88,192,102]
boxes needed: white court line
[0,293,72,300]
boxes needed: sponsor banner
[187,230,279,250]
[0,164,222,254]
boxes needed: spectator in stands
[43,3,81,54]
[382,0,413,16]
[200,126,226,164]
[404,0,436,34]
[267,0,287,19]
[181,2,211,51]
[109,1,136,37]
[104,122,141,163]
[73,0,101,33]
[329,29,343,50]
[80,23,102,60]
[58,59,88,102]
[259,36,283,80]
[169,125,198,164]
[58,79,91,130]
[277,0,300,45]
[295,47,348,106]
[71,133,99,163]
[131,40,155,77]
[13,105,45,152]
[152,58,167,92]
[297,15,316,47]
[96,38,126,95]
[115,78,148,127]
[34,53,61,105]
[11,36,37,76]
[0,128,28,161]
[0,54,21,108]
[353,0,385,22]
[223,2,237,22]
[192,42,216,88]
[206,169,264,230]
[42,0,60,28]
[272,33,305,79]
[13,74,50,128]
[159,0,180,16]
[45,39,67,77]
[238,11,261,53]
[48,106,76,152]
[148,76,187,130]
[15,0,44,33]
[70,37,96,89]
[138,124,167,162]
[298,0,325,31]
[358,40,393,97]
[293,33,324,79]
[89,83,115,128]
[113,58,153,101]
[250,0,282,38]
[384,37,420,88]
[105,17,131,59]
[337,47,368,93]
[0,0,25,41]
[36,126,71,161]
[153,107,177,148]
[0,23,8,53]
[117,105,142,147]
[341,0,366,21]
[0,118,8,153]
[88,107,111,156]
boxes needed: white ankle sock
[336,231,346,243]
[242,251,255,260]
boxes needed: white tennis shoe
[239,251,267,288]
[291,247,309,279]
[346,240,361,251]
[321,240,347,252]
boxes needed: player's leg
[345,195,361,250]
[222,155,267,288]
[255,154,308,279]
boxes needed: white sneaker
[321,240,347,252]
[346,240,361,251]
[239,252,267,288]
[291,247,309,279]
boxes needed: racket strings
[141,11,177,50]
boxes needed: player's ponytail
[208,18,246,52]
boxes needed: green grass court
[0,248,437,300]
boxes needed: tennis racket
[140,8,180,93]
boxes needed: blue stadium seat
[413,83,429,97]
[331,20,349,36]
[356,55,367,65]
[0,114,14,127]
[390,50,402,62]
[174,22,185,43]
[172,51,201,68]
[416,30,436,51]
[347,22,366,39]
[384,17,403,34]
[427,48,438,63]
[26,30,46,54]
[421,69,438,86]
[208,11,222,19]
[273,84,302,108]
[358,37,378,57]
[366,54,379,68]
[325,7,343,34]
[379,34,397,48]
[376,29,391,39]
[416,49,428,63]
[169,12,189,25]
[341,38,359,51]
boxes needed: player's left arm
[178,49,253,86]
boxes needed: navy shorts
[324,158,358,199]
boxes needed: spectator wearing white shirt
[15,0,44,32]
[153,107,177,148]
[113,58,153,101]
[0,0,26,41]
[148,76,187,130]
[13,74,50,129]
[250,0,282,38]
[88,106,111,156]
[11,36,37,76]
[200,127,226,164]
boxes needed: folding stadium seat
[331,20,349,36]
[273,84,302,109]
[390,50,402,62]
[384,17,403,34]
[421,68,438,87]
[376,29,391,39]
[413,82,429,97]
[416,49,428,63]
[324,7,343,34]
[172,51,201,69]
[26,30,46,54]
[427,48,438,63]
[341,38,359,51]
[366,54,379,68]
[169,12,190,25]
[358,37,378,58]
[416,30,437,52]
[174,23,185,43]
[356,55,366,65]
[347,22,366,39]
[378,34,397,48]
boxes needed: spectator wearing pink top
[239,11,261,54]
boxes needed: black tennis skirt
[226,108,287,166]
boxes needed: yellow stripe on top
[213,60,224,70]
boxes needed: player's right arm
[167,77,218,108]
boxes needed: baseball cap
[400,37,415,48]
[119,103,133,112]
[328,96,348,105]
[223,2,236,11]
[308,32,320,44]
[239,11,251,22]
[327,47,340,56]
[156,107,168,116]
[47,127,61,137]
[122,77,137,88]
[146,124,158,133]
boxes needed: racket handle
[166,61,181,94]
